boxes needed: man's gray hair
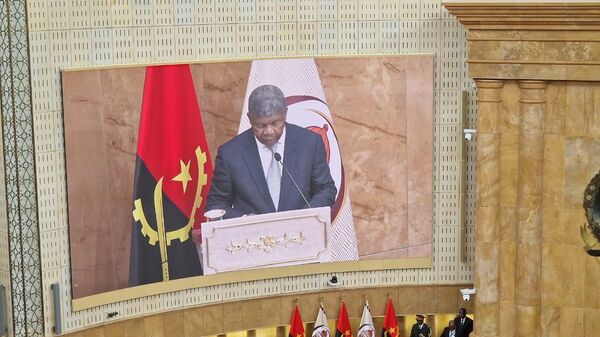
[248,85,287,117]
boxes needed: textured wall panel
[1,0,44,336]
[14,0,477,335]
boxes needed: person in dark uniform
[410,314,431,337]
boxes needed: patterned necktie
[266,144,281,210]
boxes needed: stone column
[515,81,547,337]
[473,80,504,337]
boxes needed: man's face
[459,309,466,318]
[416,318,424,325]
[448,322,455,330]
[248,109,287,147]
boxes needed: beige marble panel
[396,286,418,315]
[539,306,560,337]
[515,305,540,337]
[499,207,517,242]
[564,137,589,209]
[544,83,566,135]
[498,240,516,302]
[184,307,205,337]
[584,257,600,310]
[591,87,600,138]
[515,244,541,305]
[337,289,364,318]
[498,301,516,337]
[540,244,564,307]
[417,285,439,314]
[261,297,283,327]
[242,299,263,330]
[164,310,185,337]
[203,305,224,335]
[143,315,165,337]
[437,286,460,313]
[565,84,588,137]
[517,207,542,245]
[475,134,500,208]
[476,206,499,243]
[475,302,498,337]
[541,208,561,244]
[475,242,499,304]
[559,307,584,337]
[560,247,587,308]
[63,69,124,298]
[317,56,433,259]
[222,301,244,332]
[560,208,587,247]
[191,61,251,158]
[104,322,125,337]
[584,308,600,337]
[542,135,566,209]
[83,327,105,337]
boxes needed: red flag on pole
[381,298,400,337]
[289,305,305,337]
[335,302,352,337]
[129,64,213,286]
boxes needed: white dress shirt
[255,126,286,180]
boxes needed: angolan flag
[129,64,213,286]
[238,58,358,261]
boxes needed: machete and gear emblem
[132,147,208,281]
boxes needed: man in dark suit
[439,321,456,337]
[454,308,473,337]
[206,84,337,219]
[410,315,431,337]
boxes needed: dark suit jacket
[439,328,456,337]
[453,317,473,337]
[207,123,337,218]
[410,323,430,337]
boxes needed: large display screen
[62,55,433,307]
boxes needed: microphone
[274,152,311,208]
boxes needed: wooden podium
[200,207,331,275]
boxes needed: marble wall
[445,2,600,337]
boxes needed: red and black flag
[381,298,400,337]
[129,64,213,286]
[336,302,352,337]
[289,305,305,337]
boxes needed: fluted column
[515,81,547,337]
[473,80,504,337]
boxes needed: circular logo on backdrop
[285,95,345,221]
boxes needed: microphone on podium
[274,152,311,209]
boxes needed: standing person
[439,321,456,337]
[206,84,337,219]
[410,315,431,337]
[454,308,473,337]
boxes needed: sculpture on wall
[581,172,600,257]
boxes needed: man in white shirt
[440,320,456,337]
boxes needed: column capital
[444,2,600,81]
[475,79,505,89]
[518,80,548,90]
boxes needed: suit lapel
[279,125,301,210]
[240,131,276,212]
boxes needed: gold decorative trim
[226,232,306,254]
